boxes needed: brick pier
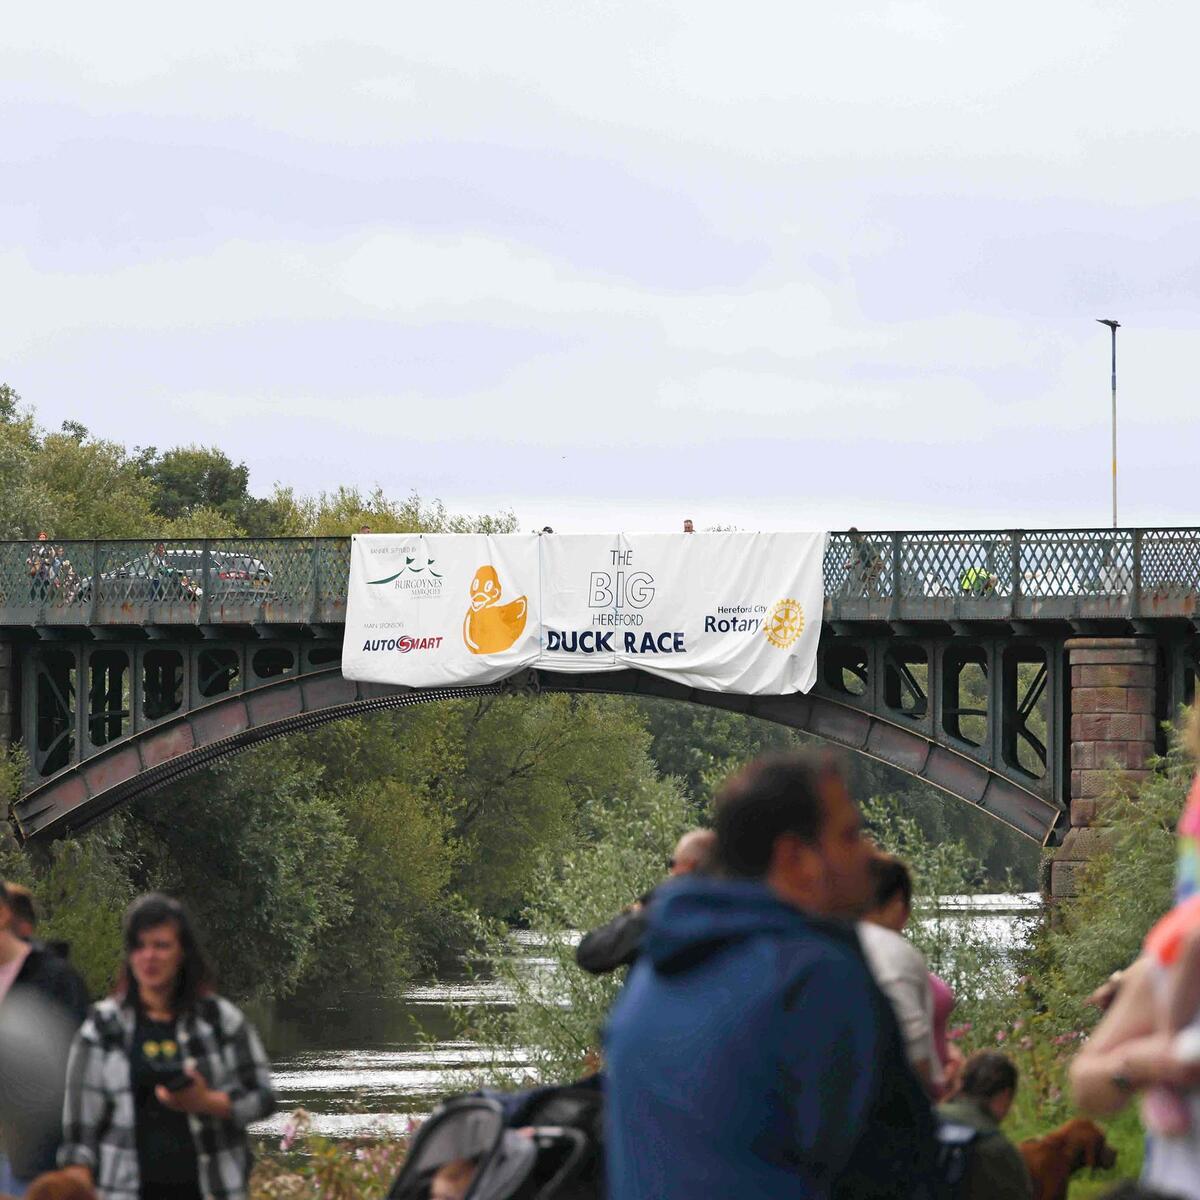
[1051,637,1157,899]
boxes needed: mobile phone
[160,1069,193,1092]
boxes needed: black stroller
[386,1082,602,1200]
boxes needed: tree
[29,431,157,539]
[0,384,20,423]
[634,697,801,808]
[456,767,692,1086]
[126,748,355,1000]
[637,696,1039,888]
[137,445,254,529]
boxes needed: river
[248,897,1037,1142]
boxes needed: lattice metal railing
[0,529,1197,624]
[897,532,1015,599]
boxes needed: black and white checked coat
[58,995,276,1200]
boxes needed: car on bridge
[74,547,274,604]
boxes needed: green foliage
[30,430,158,539]
[126,748,356,1000]
[158,506,248,539]
[0,384,20,423]
[136,445,254,526]
[456,768,693,1086]
[33,828,137,997]
[634,698,801,808]
[0,403,48,538]
[953,720,1192,1186]
[436,695,656,918]
[279,485,519,538]
[635,696,1039,890]
[1041,742,1182,1030]
[295,776,459,996]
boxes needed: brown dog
[4,1171,98,1200]
[1018,1117,1117,1200]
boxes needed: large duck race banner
[342,531,828,696]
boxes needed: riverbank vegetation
[0,382,1038,1003]
[7,381,1190,1193]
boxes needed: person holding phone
[58,894,275,1200]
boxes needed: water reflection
[251,896,1038,1139]
[247,963,528,1139]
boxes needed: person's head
[683,519,694,533]
[118,893,212,1013]
[960,1050,1019,1122]
[36,531,47,542]
[358,524,371,534]
[153,540,165,554]
[430,1156,477,1200]
[713,751,874,918]
[3,881,37,940]
[541,526,554,534]
[863,853,913,931]
[668,829,716,877]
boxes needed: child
[429,1157,477,1200]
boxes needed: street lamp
[1096,319,1120,528]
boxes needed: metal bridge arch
[11,665,1064,845]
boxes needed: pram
[386,1082,602,1200]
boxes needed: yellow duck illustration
[463,565,528,654]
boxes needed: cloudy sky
[3,3,1197,532]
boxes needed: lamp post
[1096,318,1120,528]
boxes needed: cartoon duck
[463,564,528,655]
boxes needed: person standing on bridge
[58,894,275,1200]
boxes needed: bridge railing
[0,530,1196,626]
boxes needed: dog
[1018,1117,1117,1200]
[1,1170,97,1200]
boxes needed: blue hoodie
[604,876,930,1200]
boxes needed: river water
[248,897,1037,1142]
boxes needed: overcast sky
[3,3,1197,533]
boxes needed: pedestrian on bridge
[57,894,275,1200]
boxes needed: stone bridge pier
[1052,637,1159,899]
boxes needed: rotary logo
[763,598,804,649]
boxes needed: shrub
[451,769,693,1087]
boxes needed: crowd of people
[25,535,83,606]
[594,748,1200,1199]
[5,743,1200,1198]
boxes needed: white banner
[342,531,828,696]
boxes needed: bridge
[2,528,1197,898]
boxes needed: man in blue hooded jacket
[604,750,935,1200]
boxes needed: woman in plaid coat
[58,894,275,1200]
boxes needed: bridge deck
[1,529,1197,629]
